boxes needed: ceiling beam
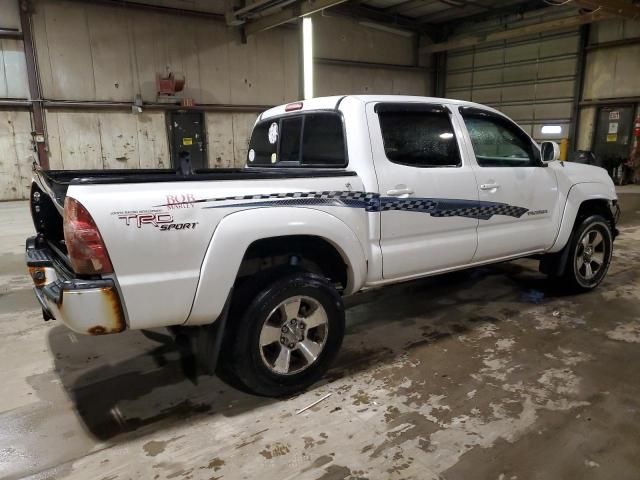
[244,0,350,35]
[72,0,225,20]
[433,0,545,27]
[329,2,425,31]
[0,28,22,39]
[420,9,613,53]
[383,0,440,15]
[573,0,640,20]
[417,4,486,24]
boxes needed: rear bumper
[26,236,126,335]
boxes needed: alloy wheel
[258,295,329,375]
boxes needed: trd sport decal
[156,191,529,220]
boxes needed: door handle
[480,183,500,190]
[386,187,414,197]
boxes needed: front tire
[222,271,345,397]
[561,214,613,292]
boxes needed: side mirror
[541,141,560,162]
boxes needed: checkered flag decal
[191,190,528,220]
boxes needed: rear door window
[376,104,461,168]
[247,112,346,167]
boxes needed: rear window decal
[268,122,278,144]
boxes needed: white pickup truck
[27,95,619,396]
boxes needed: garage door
[445,30,579,142]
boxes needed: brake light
[285,102,303,112]
[63,197,113,275]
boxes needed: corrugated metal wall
[446,31,580,142]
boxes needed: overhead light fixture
[303,16,314,100]
[541,125,562,134]
[358,21,414,38]
[440,132,454,139]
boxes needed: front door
[455,107,560,262]
[169,111,207,170]
[367,102,480,280]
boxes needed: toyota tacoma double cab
[26,95,620,397]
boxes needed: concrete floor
[1,190,640,480]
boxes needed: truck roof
[259,95,499,121]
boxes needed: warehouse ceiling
[80,0,639,38]
[355,0,541,24]
[84,0,547,26]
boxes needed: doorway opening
[168,111,207,172]
[592,105,635,183]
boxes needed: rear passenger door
[367,102,480,280]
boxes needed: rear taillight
[63,197,113,275]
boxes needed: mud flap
[194,288,233,375]
[539,230,576,277]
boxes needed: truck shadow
[47,325,275,442]
[47,259,562,443]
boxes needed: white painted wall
[26,0,295,174]
[313,13,430,97]
[0,110,34,200]
[31,0,299,105]
[205,112,257,168]
[0,0,433,200]
[45,111,170,170]
[27,0,291,174]
[0,39,28,99]
[0,0,20,30]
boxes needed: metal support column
[19,0,48,169]
[569,24,590,157]
[433,51,447,98]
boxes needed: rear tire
[560,214,613,292]
[220,270,345,397]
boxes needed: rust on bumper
[84,286,126,335]
[43,279,127,335]
[28,266,48,288]
[27,236,127,335]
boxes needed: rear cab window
[247,112,347,167]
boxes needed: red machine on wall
[156,71,185,96]
[156,70,194,106]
